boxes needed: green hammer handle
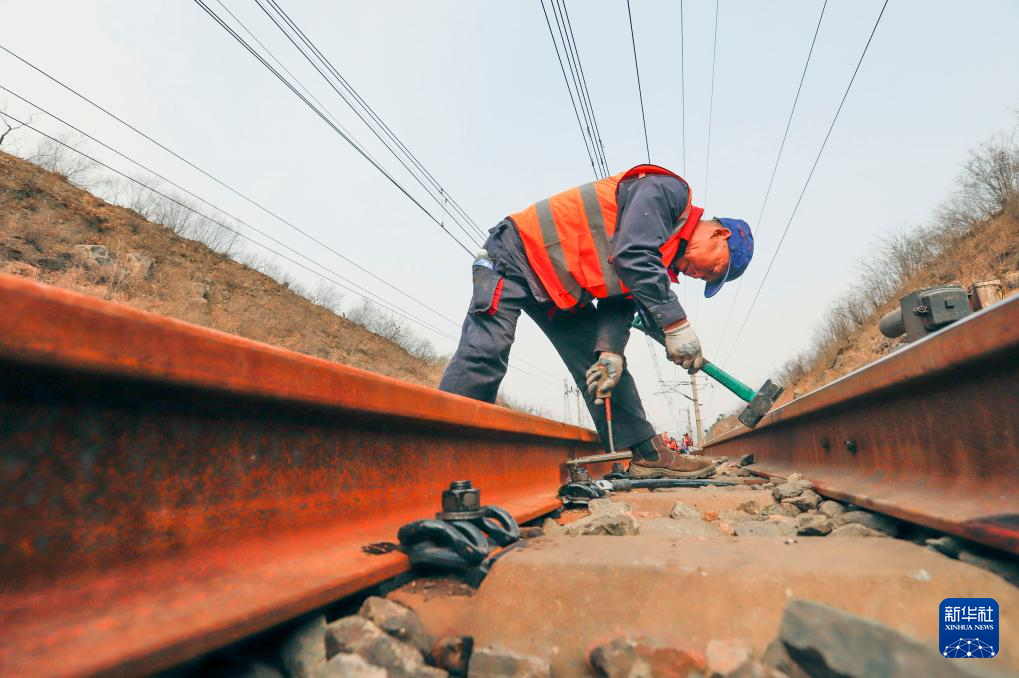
[631,316,757,403]
[700,362,756,403]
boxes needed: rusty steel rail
[706,293,1019,555]
[0,275,601,677]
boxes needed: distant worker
[439,164,753,479]
[682,432,694,453]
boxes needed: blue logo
[940,598,998,658]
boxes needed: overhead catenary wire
[703,0,719,204]
[549,0,604,177]
[260,0,486,242]
[712,0,829,359]
[680,0,686,175]
[552,0,610,178]
[248,0,487,245]
[625,0,651,164]
[559,0,610,175]
[539,0,602,179]
[192,0,476,256]
[721,0,890,368]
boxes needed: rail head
[0,273,597,443]
[705,294,1019,555]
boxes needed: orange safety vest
[508,164,704,309]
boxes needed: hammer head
[737,379,784,429]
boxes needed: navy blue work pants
[438,259,656,450]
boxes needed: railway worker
[439,164,753,479]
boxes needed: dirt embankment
[0,150,445,387]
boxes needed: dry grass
[0,150,446,387]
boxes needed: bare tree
[499,393,549,418]
[28,135,94,185]
[346,298,421,348]
[308,281,344,314]
[0,109,27,148]
[958,131,1019,219]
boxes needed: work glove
[664,319,704,373]
[584,352,624,405]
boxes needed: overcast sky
[3,1,1017,434]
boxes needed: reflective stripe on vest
[509,164,703,309]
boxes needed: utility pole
[575,386,583,426]
[685,408,693,437]
[563,380,589,427]
[691,373,704,449]
[563,380,570,424]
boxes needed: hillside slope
[785,206,1019,397]
[0,150,446,387]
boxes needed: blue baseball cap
[704,218,754,298]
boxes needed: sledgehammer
[632,316,783,428]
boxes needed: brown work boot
[629,434,716,479]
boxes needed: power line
[680,0,686,175]
[559,0,611,175]
[249,0,487,245]
[0,43,462,330]
[549,0,605,177]
[539,0,601,178]
[625,0,650,163]
[721,0,890,368]
[192,0,475,255]
[712,0,829,359]
[260,0,485,241]
[703,0,719,204]
[553,0,610,177]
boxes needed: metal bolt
[569,466,592,483]
[820,437,831,451]
[441,480,481,514]
[844,439,858,453]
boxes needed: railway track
[1,272,1017,677]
